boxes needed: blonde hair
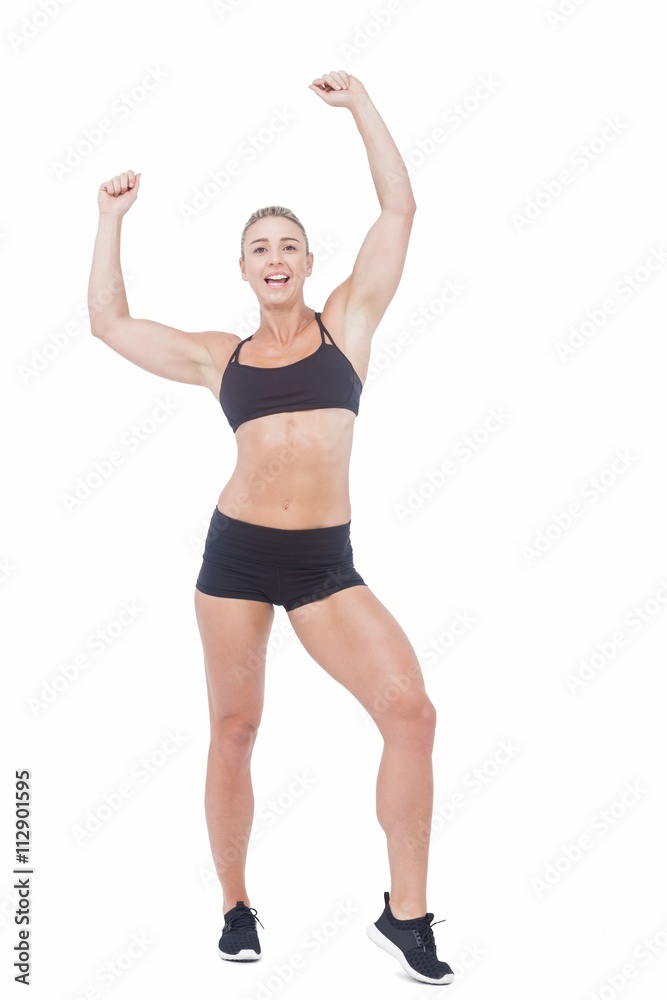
[240,205,309,260]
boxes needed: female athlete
[87,70,453,986]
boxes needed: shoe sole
[218,947,261,961]
[366,923,454,985]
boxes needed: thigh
[194,589,275,728]
[286,585,428,726]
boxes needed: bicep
[92,316,223,387]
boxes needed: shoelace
[419,916,446,953]
[226,906,265,932]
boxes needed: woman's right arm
[88,170,228,388]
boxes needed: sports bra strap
[315,311,335,346]
[229,336,253,364]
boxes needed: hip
[195,506,366,611]
[206,506,355,565]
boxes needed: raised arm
[87,170,229,392]
[309,71,416,342]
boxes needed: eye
[253,244,298,253]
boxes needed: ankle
[389,895,427,921]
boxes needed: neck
[256,302,313,344]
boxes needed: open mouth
[265,274,290,286]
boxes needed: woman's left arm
[309,70,416,337]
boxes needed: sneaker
[366,891,454,985]
[218,900,264,961]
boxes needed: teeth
[266,274,289,281]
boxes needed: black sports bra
[219,312,363,433]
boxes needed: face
[240,215,313,302]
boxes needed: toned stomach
[216,407,357,529]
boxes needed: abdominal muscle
[216,407,357,529]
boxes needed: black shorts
[195,507,367,612]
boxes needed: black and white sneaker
[366,890,454,985]
[218,900,264,961]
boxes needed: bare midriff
[216,407,357,529]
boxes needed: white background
[3,0,667,997]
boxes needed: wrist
[349,92,374,116]
[97,212,124,226]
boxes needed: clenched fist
[98,170,141,217]
[308,71,368,109]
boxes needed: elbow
[89,317,118,341]
[89,310,128,339]
[89,317,108,339]
[87,300,105,338]
[385,198,416,216]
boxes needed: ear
[239,257,248,281]
[305,251,314,277]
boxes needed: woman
[88,69,453,987]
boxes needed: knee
[209,715,259,761]
[377,689,437,746]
